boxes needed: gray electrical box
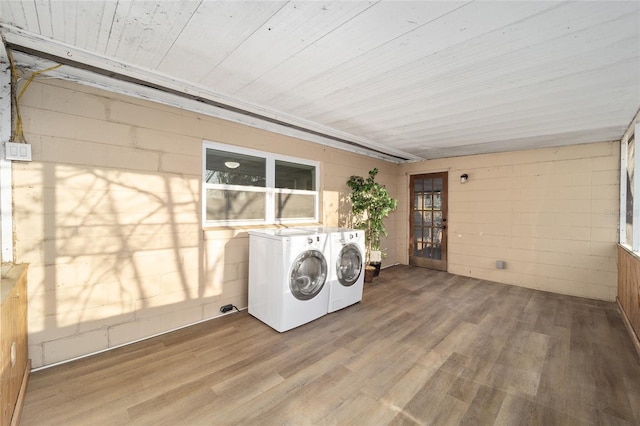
[4,142,32,161]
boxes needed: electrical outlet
[220,304,234,313]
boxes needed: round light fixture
[224,161,240,169]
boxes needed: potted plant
[346,168,398,281]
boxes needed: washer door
[290,249,328,300]
[337,244,363,287]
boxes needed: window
[621,122,640,252]
[202,141,319,226]
[626,135,634,247]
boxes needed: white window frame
[620,122,640,252]
[202,140,319,227]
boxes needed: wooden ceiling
[1,1,639,162]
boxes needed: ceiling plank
[200,1,376,94]
[33,0,53,38]
[157,1,288,83]
[104,0,201,68]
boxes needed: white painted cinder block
[107,306,203,347]
[28,344,44,369]
[400,140,619,302]
[42,329,109,367]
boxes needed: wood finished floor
[21,266,640,425]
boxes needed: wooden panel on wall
[1,263,29,426]
[617,245,640,355]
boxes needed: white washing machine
[320,227,366,313]
[248,228,330,332]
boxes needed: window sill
[202,222,325,238]
[618,243,640,261]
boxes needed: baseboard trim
[617,298,640,358]
[32,308,249,372]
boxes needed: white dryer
[248,228,330,332]
[326,227,365,313]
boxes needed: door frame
[408,171,448,271]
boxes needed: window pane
[205,149,266,187]
[433,193,442,210]
[423,227,432,242]
[425,194,432,208]
[434,211,443,227]
[414,226,422,243]
[433,178,443,192]
[433,229,442,245]
[413,211,423,225]
[424,212,432,226]
[627,135,635,246]
[433,178,443,211]
[275,161,315,190]
[206,189,265,221]
[414,194,423,210]
[276,193,315,219]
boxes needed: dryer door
[337,244,363,287]
[290,249,328,300]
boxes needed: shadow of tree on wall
[16,159,229,364]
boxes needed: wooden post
[0,41,13,263]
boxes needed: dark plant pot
[370,262,381,277]
[364,266,375,283]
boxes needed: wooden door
[409,172,448,271]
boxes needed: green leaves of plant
[346,168,398,257]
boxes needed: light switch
[4,142,32,161]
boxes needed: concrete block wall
[14,79,392,368]
[399,142,620,301]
